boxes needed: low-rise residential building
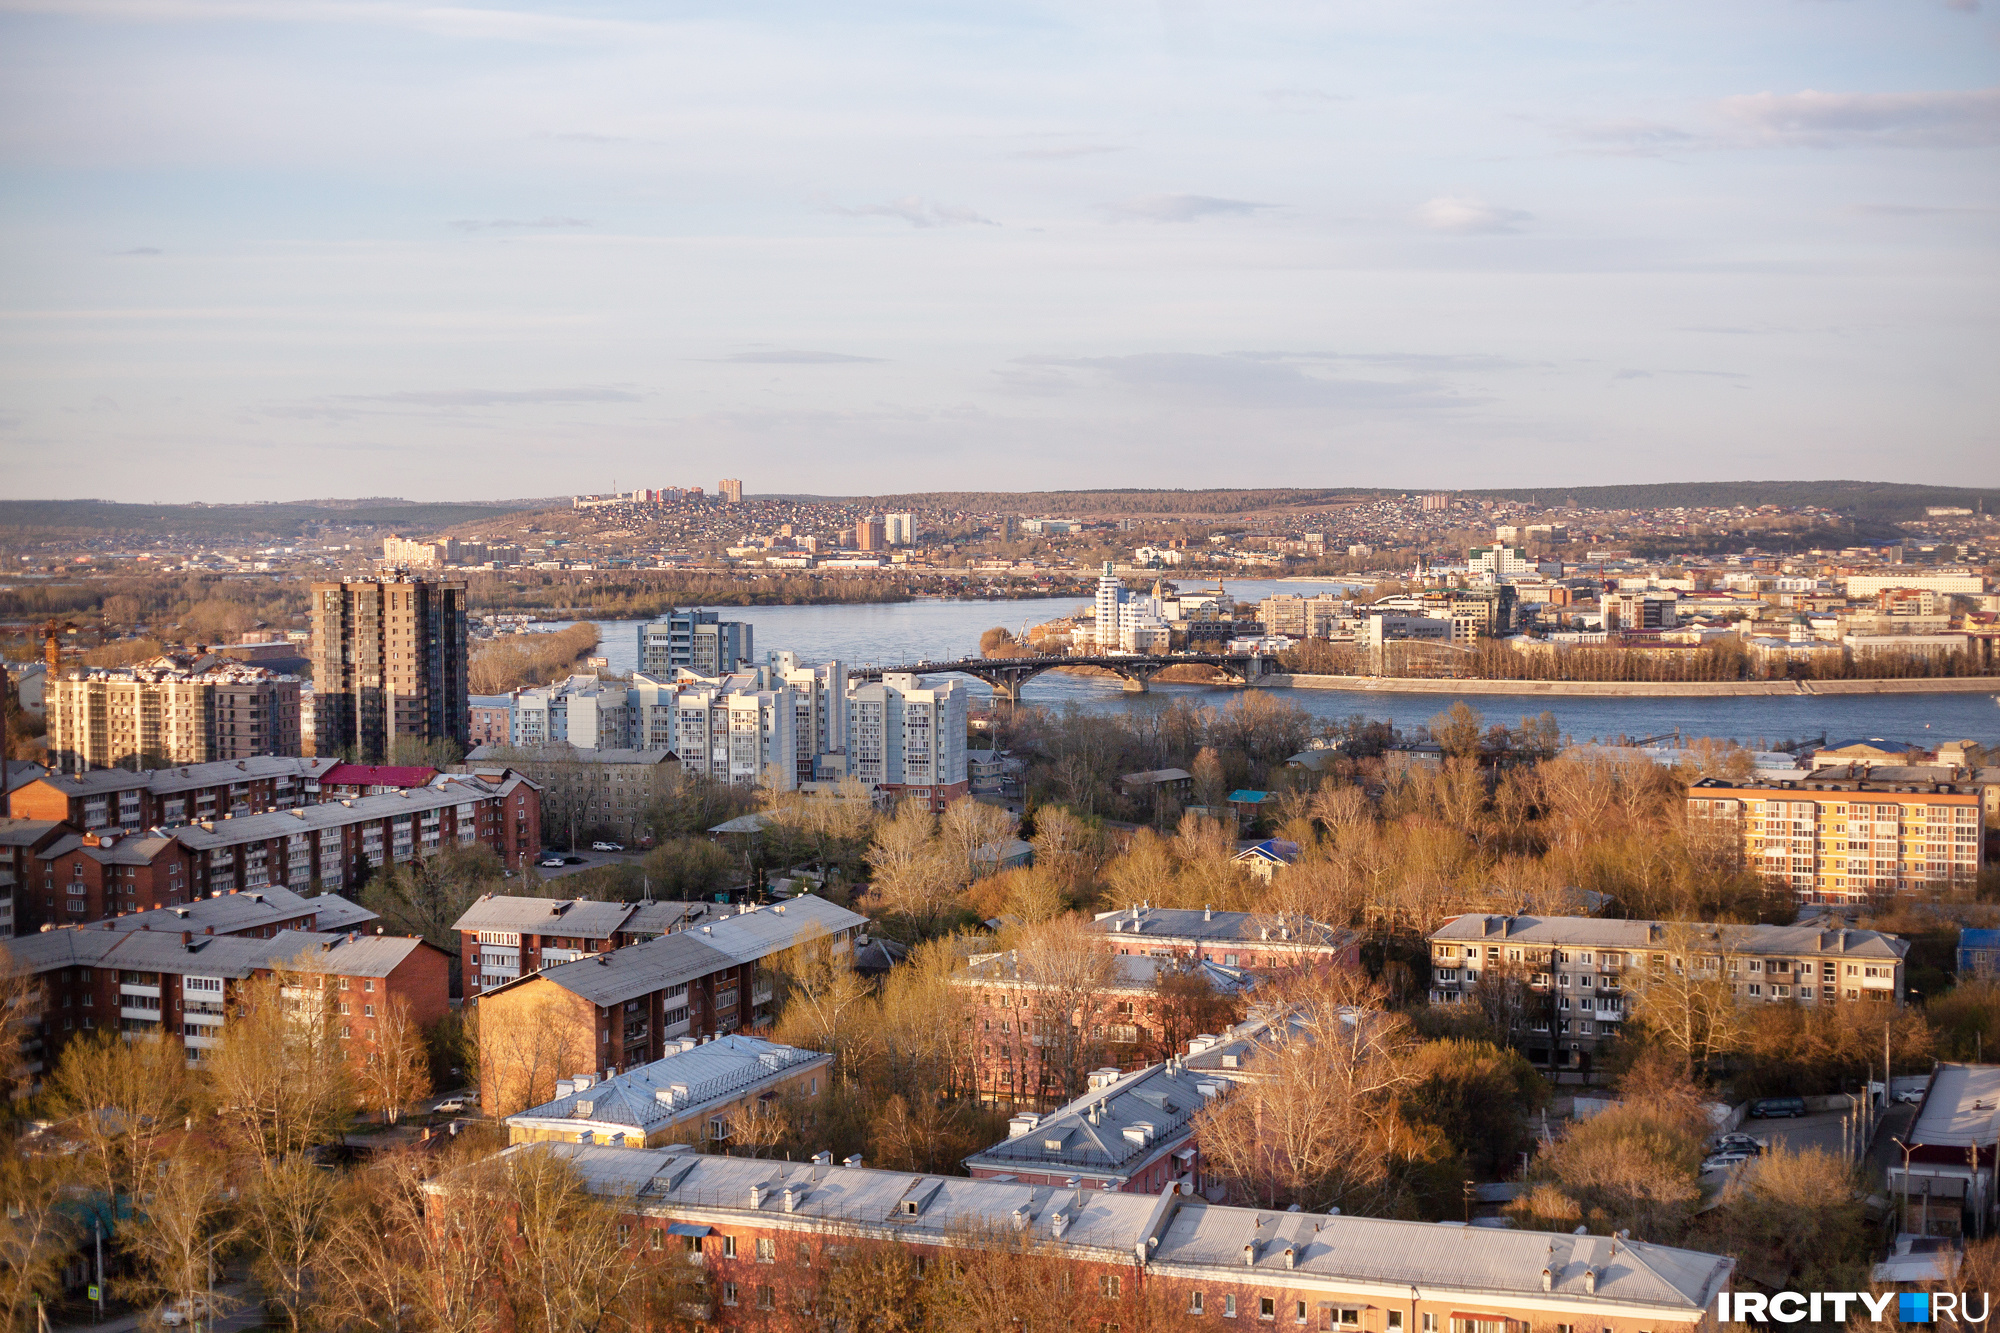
[468,694,513,747]
[524,1141,1734,1333]
[958,950,1256,1107]
[1686,775,1984,904]
[965,1061,1217,1194]
[1427,913,1908,1069]
[33,829,199,925]
[317,764,438,797]
[472,896,866,1113]
[1084,904,1360,975]
[0,818,73,937]
[460,748,677,846]
[3,924,449,1079]
[169,771,542,897]
[7,756,339,830]
[99,883,377,939]
[1960,928,2000,980]
[504,1035,832,1148]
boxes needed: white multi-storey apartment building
[844,672,967,811]
[509,675,630,750]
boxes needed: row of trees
[468,622,602,695]
[1,957,436,1331]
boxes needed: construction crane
[42,619,78,674]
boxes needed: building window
[1226,1295,1238,1318]
[756,1285,774,1311]
[722,1235,737,1259]
[755,1237,775,1263]
[1261,1296,1277,1320]
[1192,1293,1206,1315]
[1100,1275,1121,1299]
[721,1282,737,1306]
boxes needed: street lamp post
[1892,1136,1917,1237]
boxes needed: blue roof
[1225,789,1272,804]
[1961,930,2000,950]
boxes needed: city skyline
[2,1,1996,501]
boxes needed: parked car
[592,841,625,852]
[433,1097,465,1115]
[1701,1151,1754,1173]
[1894,1087,1926,1105]
[1712,1134,1765,1155]
[1749,1096,1807,1119]
[539,857,565,868]
[159,1297,219,1328]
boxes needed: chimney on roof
[842,1154,862,1168]
[1283,1245,1296,1269]
[181,930,191,947]
[205,926,214,936]
[1204,905,1212,921]
[1242,1240,1258,1265]
[1541,1268,1554,1292]
[1584,1268,1598,1295]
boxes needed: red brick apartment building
[955,950,1257,1108]
[3,922,449,1080]
[478,1143,1733,1333]
[1085,904,1362,975]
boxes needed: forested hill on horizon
[2,480,1994,542]
[771,480,2000,521]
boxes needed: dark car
[1749,1096,1807,1119]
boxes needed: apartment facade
[523,1142,1733,1333]
[164,771,541,898]
[845,672,967,811]
[4,924,449,1078]
[1687,775,1984,904]
[636,611,754,677]
[460,749,677,845]
[310,575,469,761]
[7,756,339,830]
[1426,913,1908,1068]
[45,662,302,772]
[956,951,1255,1107]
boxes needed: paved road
[1700,1108,1872,1185]
[52,1282,263,1333]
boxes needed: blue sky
[1,0,1995,502]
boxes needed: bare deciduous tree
[356,994,434,1125]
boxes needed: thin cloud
[116,247,162,255]
[1413,197,1533,234]
[448,216,593,231]
[1105,194,1275,222]
[819,195,996,228]
[338,387,642,407]
[1716,87,2000,148]
[1562,118,1699,158]
[716,350,886,364]
[1007,351,1466,411]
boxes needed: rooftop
[1087,904,1352,951]
[1910,1064,2000,1148]
[453,894,638,940]
[507,1035,830,1135]
[1430,913,1909,961]
[98,885,377,936]
[964,1060,1220,1179]
[318,764,438,788]
[535,1143,1731,1315]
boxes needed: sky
[0,0,1996,503]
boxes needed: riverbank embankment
[1252,674,2000,698]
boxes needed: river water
[524,581,2000,747]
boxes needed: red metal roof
[317,764,437,787]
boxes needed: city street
[524,848,646,882]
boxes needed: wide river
[530,580,2000,747]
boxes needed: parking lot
[1702,1107,1866,1180]
[526,848,646,881]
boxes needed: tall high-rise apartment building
[856,516,887,552]
[845,672,967,811]
[719,478,744,504]
[636,611,754,677]
[310,576,468,762]
[45,662,302,772]
[885,512,915,546]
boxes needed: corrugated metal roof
[1087,905,1351,950]
[101,886,325,933]
[507,1035,831,1133]
[25,756,337,800]
[963,1061,1215,1178]
[535,1143,1729,1313]
[0,818,65,847]
[693,897,868,964]
[1910,1064,2000,1147]
[173,775,514,850]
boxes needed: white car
[159,1297,218,1327]
[1701,1151,1754,1173]
[540,857,565,868]
[433,1097,465,1115]
[1894,1088,1926,1105]
[592,841,625,852]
